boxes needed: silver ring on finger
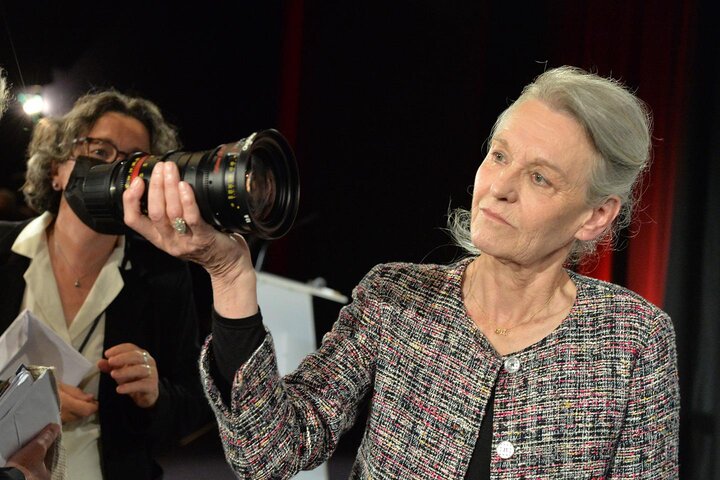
[172,217,188,235]
[144,364,152,378]
[141,350,149,365]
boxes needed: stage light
[18,92,46,116]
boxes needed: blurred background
[1,0,717,478]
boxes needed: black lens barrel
[79,129,300,239]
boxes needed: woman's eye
[90,147,111,159]
[531,172,548,185]
[492,151,505,163]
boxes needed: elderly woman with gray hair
[0,91,211,479]
[124,66,680,479]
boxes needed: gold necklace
[53,238,107,288]
[484,290,556,336]
[465,265,561,336]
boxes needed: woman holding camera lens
[124,66,679,479]
[0,91,211,480]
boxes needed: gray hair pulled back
[450,66,653,264]
[23,90,180,214]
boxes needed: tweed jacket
[0,220,212,480]
[200,259,680,479]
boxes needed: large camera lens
[74,129,299,239]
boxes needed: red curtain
[277,1,695,308]
[562,1,694,307]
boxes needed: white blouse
[12,212,126,480]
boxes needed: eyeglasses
[72,137,132,162]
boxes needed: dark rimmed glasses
[72,137,133,163]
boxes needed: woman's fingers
[59,384,98,423]
[123,162,183,249]
[178,180,202,225]
[146,162,176,239]
[110,363,153,383]
[108,352,154,386]
[59,382,94,401]
[146,161,169,223]
[123,176,155,241]
[123,162,218,259]
[32,423,61,450]
[161,162,184,224]
[103,344,153,367]
[100,343,159,408]
[116,372,158,408]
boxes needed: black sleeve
[209,308,265,404]
[0,467,26,480]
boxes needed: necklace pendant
[74,280,81,288]
[495,328,509,336]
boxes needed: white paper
[0,309,93,385]
[0,365,61,464]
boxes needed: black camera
[64,129,300,239]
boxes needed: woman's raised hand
[123,162,258,318]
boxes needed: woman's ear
[575,195,621,242]
[50,159,72,191]
[50,160,61,190]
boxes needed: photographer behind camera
[0,89,211,480]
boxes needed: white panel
[255,273,331,480]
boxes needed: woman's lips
[480,208,512,226]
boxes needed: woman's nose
[490,166,519,202]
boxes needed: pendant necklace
[53,237,107,288]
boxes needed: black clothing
[0,467,25,480]
[0,220,212,480]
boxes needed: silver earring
[52,181,60,191]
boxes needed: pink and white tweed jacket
[199,259,679,479]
